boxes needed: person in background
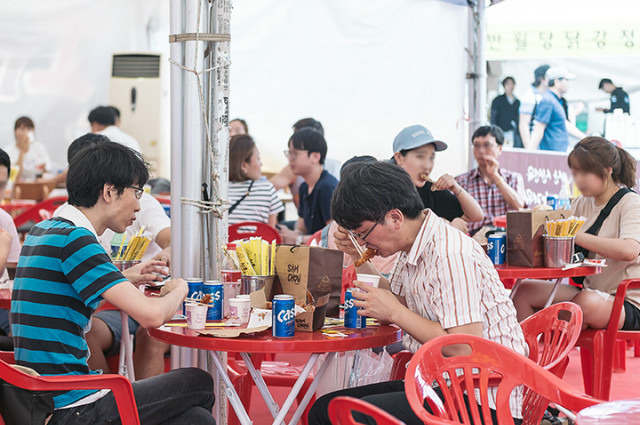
[392,125,483,234]
[88,105,142,154]
[230,118,249,136]
[455,125,525,235]
[529,67,586,151]
[228,134,284,227]
[491,76,522,148]
[0,149,22,337]
[597,78,630,114]
[11,141,214,424]
[270,118,341,210]
[519,65,549,149]
[4,116,51,182]
[308,161,525,425]
[108,105,122,126]
[277,128,338,244]
[513,137,640,330]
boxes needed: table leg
[240,352,281,419]
[508,278,523,299]
[265,353,322,425]
[544,278,563,308]
[119,311,135,381]
[170,345,180,370]
[209,351,253,425]
[288,352,336,425]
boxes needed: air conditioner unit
[108,53,162,172]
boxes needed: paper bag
[506,209,569,267]
[275,245,343,332]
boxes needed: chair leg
[613,339,626,373]
[579,345,595,396]
[634,340,640,358]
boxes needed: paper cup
[185,303,208,329]
[229,297,251,324]
[223,282,241,317]
[356,273,381,288]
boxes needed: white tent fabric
[1,0,472,179]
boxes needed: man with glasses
[308,161,526,425]
[11,141,215,424]
[455,125,525,235]
[277,127,338,244]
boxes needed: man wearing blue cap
[391,125,483,234]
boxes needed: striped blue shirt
[11,215,127,408]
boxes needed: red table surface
[149,323,401,354]
[0,288,9,310]
[492,215,506,228]
[495,265,601,280]
[0,200,37,212]
[576,399,640,424]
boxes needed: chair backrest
[13,196,68,228]
[0,357,140,425]
[519,302,583,425]
[404,334,600,425]
[229,221,281,244]
[328,396,407,425]
[306,229,322,246]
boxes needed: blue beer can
[488,233,506,265]
[546,195,558,210]
[272,295,295,338]
[202,280,224,321]
[344,288,366,329]
[183,278,203,315]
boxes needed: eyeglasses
[351,220,381,242]
[126,185,144,199]
[283,149,308,159]
[472,142,498,150]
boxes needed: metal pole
[467,0,487,171]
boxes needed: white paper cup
[229,297,251,323]
[223,282,241,317]
[186,303,208,329]
[356,273,381,288]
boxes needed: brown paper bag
[506,209,569,267]
[275,245,343,332]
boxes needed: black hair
[293,118,324,136]
[88,106,116,126]
[67,133,111,163]
[502,76,515,87]
[14,116,34,131]
[289,128,327,165]
[230,118,249,134]
[340,155,377,179]
[107,105,121,120]
[330,161,423,230]
[472,125,505,146]
[0,149,10,178]
[533,64,550,87]
[598,78,613,89]
[67,141,149,208]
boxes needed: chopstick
[347,231,366,257]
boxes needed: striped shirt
[11,205,127,408]
[389,210,527,418]
[228,179,284,225]
[455,168,526,234]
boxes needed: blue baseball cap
[393,125,448,153]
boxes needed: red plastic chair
[576,278,640,400]
[0,351,140,425]
[306,229,322,246]
[404,334,601,425]
[390,351,413,381]
[328,396,407,425]
[13,196,67,228]
[229,221,281,244]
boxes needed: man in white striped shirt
[309,161,526,425]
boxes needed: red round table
[576,399,640,424]
[492,215,506,228]
[495,265,602,307]
[150,323,400,425]
[0,288,10,310]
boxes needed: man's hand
[431,174,460,194]
[276,224,299,244]
[160,278,188,299]
[351,280,403,324]
[595,107,607,112]
[450,217,469,234]
[152,247,171,269]
[334,226,361,262]
[123,260,167,286]
[481,156,501,182]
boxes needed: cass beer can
[344,288,366,329]
[202,280,224,321]
[272,294,295,338]
[546,195,558,210]
[183,278,203,315]
[487,233,506,265]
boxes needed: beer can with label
[272,294,295,338]
[344,288,366,329]
[488,233,506,265]
[547,195,558,210]
[183,278,203,315]
[202,280,224,321]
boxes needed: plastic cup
[185,303,208,329]
[229,297,251,324]
[356,273,381,288]
[223,282,241,317]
